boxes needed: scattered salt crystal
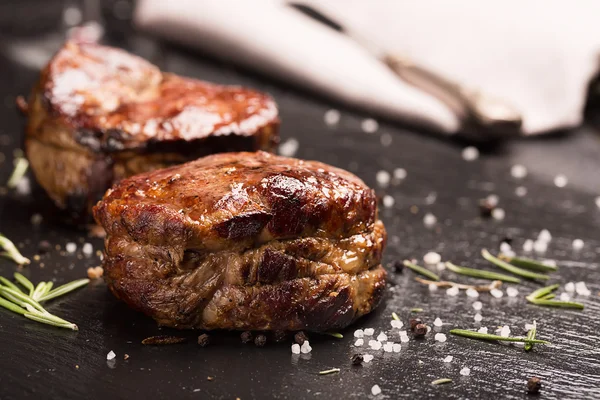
[466,288,479,298]
[82,243,93,256]
[382,195,395,208]
[436,262,446,271]
[506,287,519,297]
[543,259,557,267]
[522,239,534,252]
[423,213,437,227]
[15,177,31,195]
[511,164,528,179]
[393,168,407,180]
[399,334,409,343]
[66,242,77,253]
[538,229,552,243]
[428,283,438,292]
[363,328,375,336]
[425,192,437,204]
[424,252,441,265]
[524,323,536,331]
[462,146,479,161]
[460,367,471,376]
[533,240,548,253]
[380,133,393,147]
[434,333,447,343]
[107,351,116,360]
[30,213,43,225]
[500,325,511,337]
[491,208,505,221]
[354,329,364,338]
[354,339,364,347]
[371,384,382,396]
[474,313,482,322]
[324,109,340,126]
[572,239,584,250]
[278,138,299,157]
[383,342,393,352]
[433,318,443,327]
[477,327,488,334]
[490,289,503,298]
[369,340,382,350]
[596,196,600,209]
[472,301,483,311]
[376,170,391,187]
[392,343,401,352]
[390,320,403,329]
[554,174,568,188]
[575,281,591,296]
[363,354,374,363]
[500,242,512,254]
[443,356,453,363]
[565,282,575,293]
[559,292,570,301]
[377,332,388,342]
[446,286,459,296]
[361,118,379,133]
[300,341,312,353]
[486,194,499,207]
[291,344,301,354]
[515,186,528,197]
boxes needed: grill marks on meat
[94,152,387,331]
[24,41,279,218]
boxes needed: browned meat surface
[94,151,387,331]
[24,41,279,219]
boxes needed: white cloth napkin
[134,0,600,136]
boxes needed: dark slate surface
[1,7,600,400]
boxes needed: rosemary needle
[524,322,537,352]
[403,260,440,281]
[38,279,90,302]
[449,329,550,345]
[525,284,584,309]
[0,234,30,265]
[392,312,400,321]
[411,308,424,313]
[432,378,452,385]
[481,250,549,281]
[6,157,28,188]
[14,273,35,296]
[499,255,558,272]
[526,284,559,300]
[325,332,343,339]
[318,368,340,375]
[445,262,521,283]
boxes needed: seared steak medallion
[24,41,279,218]
[94,151,387,331]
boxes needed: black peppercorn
[294,331,308,345]
[479,198,495,218]
[409,318,423,331]
[527,377,541,394]
[414,323,428,338]
[392,260,404,273]
[273,330,287,342]
[254,334,267,347]
[38,240,52,254]
[197,333,210,347]
[351,353,363,366]
[240,331,253,344]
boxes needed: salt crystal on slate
[393,168,407,180]
[424,252,441,265]
[491,208,505,221]
[300,341,312,353]
[391,320,403,329]
[423,213,437,227]
[538,229,552,243]
[490,289,503,298]
[376,170,391,187]
[433,318,443,327]
[363,328,375,336]
[575,281,591,296]
[515,186,528,197]
[554,174,568,188]
[506,287,519,297]
[370,341,382,350]
[533,240,548,253]
[511,164,527,179]
[572,239,584,250]
[377,332,388,342]
[477,327,488,334]
[472,301,483,311]
[446,286,459,296]
[522,239,534,252]
[354,329,364,338]
[434,333,447,343]
[429,284,438,292]
[443,356,453,363]
[362,118,379,133]
[363,354,374,363]
[371,384,382,396]
[383,342,393,352]
[382,195,395,208]
[460,367,471,376]
[462,146,479,161]
[565,282,575,293]
[278,138,299,157]
[500,326,511,337]
[392,343,401,352]
[474,313,482,322]
[291,344,300,354]
[324,109,340,125]
[466,288,479,298]
[559,292,570,301]
[500,242,512,254]
[354,339,364,346]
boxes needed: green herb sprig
[449,329,550,345]
[445,262,521,283]
[499,255,558,272]
[403,260,440,281]
[481,250,549,281]
[525,284,584,309]
[0,235,30,265]
[0,272,89,330]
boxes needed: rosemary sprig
[525,284,584,309]
[6,157,29,188]
[445,262,521,283]
[432,378,452,385]
[318,368,340,375]
[481,250,549,281]
[524,322,537,351]
[0,234,30,265]
[325,332,343,339]
[38,279,90,302]
[449,329,550,345]
[403,260,440,281]
[392,312,400,321]
[499,255,558,272]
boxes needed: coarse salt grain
[363,328,375,336]
[434,333,447,343]
[511,164,527,179]
[376,170,391,187]
[377,332,388,342]
[383,342,393,352]
[523,239,534,252]
[533,240,548,253]
[382,195,395,208]
[500,242,512,254]
[491,208,505,221]
[393,168,407,180]
[370,340,382,350]
[490,289,503,298]
[524,322,536,331]
[354,329,364,338]
[291,344,300,354]
[361,118,379,133]
[391,320,403,329]
[278,138,299,157]
[596,196,600,209]
[15,177,31,196]
[559,292,570,301]
[506,287,519,297]
[424,252,441,265]
[433,318,443,327]
[324,109,340,126]
[82,243,93,256]
[392,343,401,352]
[572,239,584,250]
[429,283,438,292]
[443,356,453,363]
[554,174,568,188]
[462,146,479,161]
[486,194,499,207]
[515,186,528,197]
[380,133,393,147]
[538,229,552,243]
[423,213,437,227]
[300,341,312,353]
[66,242,77,253]
[575,281,591,296]
[436,262,446,271]
[446,286,459,296]
[400,334,409,343]
[107,351,116,360]
[354,339,364,347]
[474,313,482,322]
[363,354,374,363]
[371,384,382,396]
[500,326,511,337]
[460,367,471,376]
[466,288,479,298]
[472,301,483,311]
[565,282,575,293]
[477,327,488,334]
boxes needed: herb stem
[432,378,452,385]
[445,262,521,283]
[524,321,536,351]
[499,255,558,272]
[318,368,340,375]
[6,157,28,188]
[392,312,400,321]
[449,329,549,344]
[481,250,549,281]
[403,260,440,281]
[0,235,30,265]
[411,308,423,313]
[14,273,35,296]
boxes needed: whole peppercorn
[351,353,364,366]
[409,318,423,331]
[197,333,210,347]
[392,260,404,273]
[479,198,495,217]
[294,331,308,345]
[527,377,542,394]
[38,240,52,254]
[413,324,428,338]
[273,330,287,343]
[254,334,267,347]
[240,331,253,344]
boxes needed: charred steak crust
[94,152,387,331]
[24,41,279,218]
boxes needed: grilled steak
[24,41,279,219]
[94,151,386,331]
